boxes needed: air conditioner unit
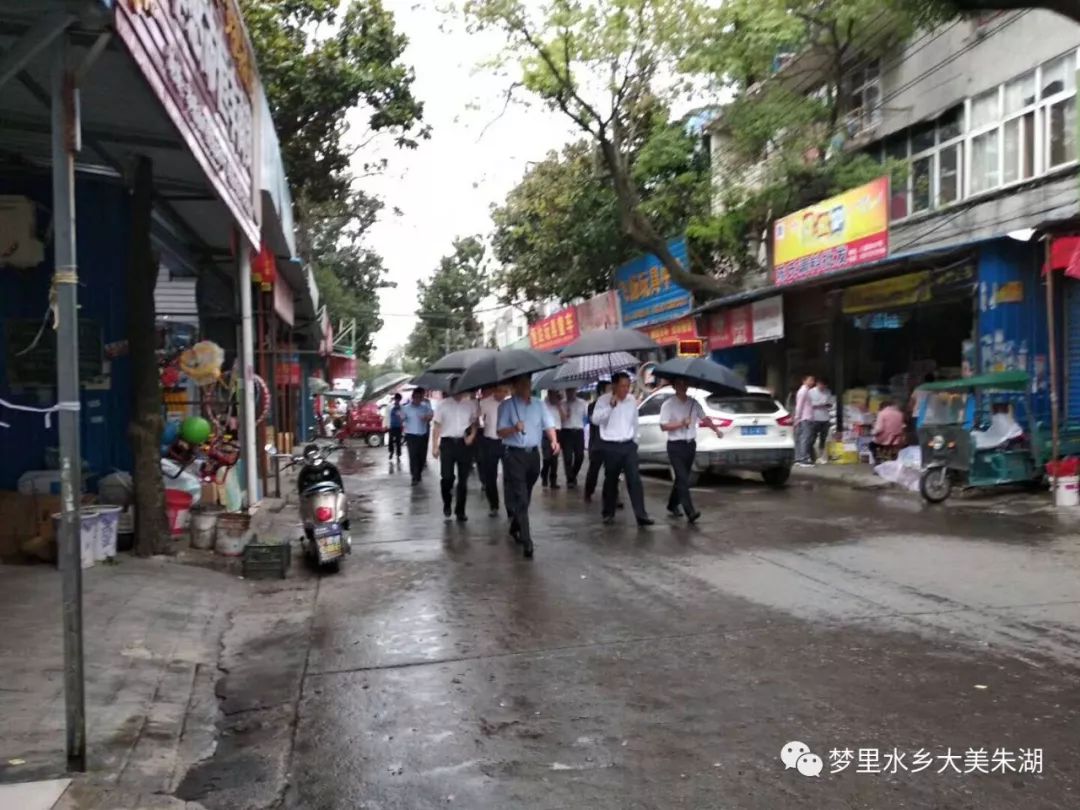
[0,196,44,268]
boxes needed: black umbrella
[560,328,659,358]
[653,357,746,395]
[425,347,498,373]
[532,367,582,391]
[452,349,561,393]
[409,370,458,392]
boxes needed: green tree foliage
[405,237,492,367]
[298,193,393,360]
[492,113,711,305]
[463,0,737,295]
[240,0,428,203]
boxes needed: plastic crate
[242,541,291,579]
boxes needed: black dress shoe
[443,505,452,518]
[687,511,702,524]
[616,502,625,510]
[637,517,656,527]
[567,481,577,490]
[667,506,683,518]
[602,515,615,525]
[523,540,534,558]
[456,514,468,524]
[551,483,561,490]
[489,509,499,518]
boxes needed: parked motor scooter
[270,443,351,571]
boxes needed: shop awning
[1044,235,1080,278]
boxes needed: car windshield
[707,395,780,414]
[921,392,967,426]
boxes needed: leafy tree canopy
[405,237,492,368]
[241,0,428,203]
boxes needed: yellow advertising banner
[773,177,890,286]
[841,271,932,314]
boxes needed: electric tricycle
[916,371,1051,503]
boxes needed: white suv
[636,385,795,487]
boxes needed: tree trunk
[597,137,737,297]
[127,156,169,556]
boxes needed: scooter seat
[302,481,341,496]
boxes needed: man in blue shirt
[401,388,434,485]
[387,393,405,463]
[497,375,559,558]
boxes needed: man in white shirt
[808,378,834,464]
[591,372,653,526]
[432,390,479,522]
[477,386,507,518]
[793,374,816,467]
[659,380,721,524]
[559,388,587,489]
[541,390,563,489]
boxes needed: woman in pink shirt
[871,400,907,462]
[794,374,816,466]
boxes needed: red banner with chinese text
[642,317,699,346]
[529,306,580,352]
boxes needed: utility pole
[239,239,258,509]
[52,33,86,772]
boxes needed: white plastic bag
[161,459,202,506]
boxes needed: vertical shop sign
[116,0,259,246]
[615,238,692,329]
[709,296,785,350]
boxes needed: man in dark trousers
[432,390,479,522]
[659,380,721,523]
[559,387,587,489]
[477,386,507,517]
[591,372,653,527]
[387,393,404,463]
[583,381,610,502]
[498,375,559,558]
[401,387,434,485]
[540,389,563,489]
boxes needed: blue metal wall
[975,238,1049,425]
[710,344,763,387]
[0,173,132,490]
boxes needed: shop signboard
[643,316,699,346]
[772,177,889,286]
[115,0,260,246]
[576,290,621,331]
[708,295,784,350]
[841,271,932,314]
[529,306,579,352]
[615,238,692,329]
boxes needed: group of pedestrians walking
[385,372,715,559]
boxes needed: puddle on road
[675,533,1080,666]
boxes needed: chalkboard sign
[5,319,104,387]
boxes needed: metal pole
[1045,237,1061,470]
[239,240,259,509]
[52,34,85,772]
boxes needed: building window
[882,48,1079,221]
[845,60,882,136]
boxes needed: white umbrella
[552,351,639,383]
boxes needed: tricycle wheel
[365,432,384,448]
[919,467,952,503]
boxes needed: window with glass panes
[880,48,1078,221]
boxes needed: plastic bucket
[190,505,223,550]
[95,505,122,560]
[1054,475,1080,507]
[54,509,99,568]
[165,490,194,536]
[215,527,251,557]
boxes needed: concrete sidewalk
[0,554,249,809]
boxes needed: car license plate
[314,523,340,538]
[741,426,767,436]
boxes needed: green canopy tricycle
[915,371,1051,503]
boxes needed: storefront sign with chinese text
[615,238,692,329]
[709,296,784,350]
[643,316,699,346]
[773,178,889,286]
[842,271,931,314]
[116,0,259,245]
[576,290,621,331]
[529,306,580,352]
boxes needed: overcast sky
[350,2,575,362]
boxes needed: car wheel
[365,432,384,448]
[762,466,791,488]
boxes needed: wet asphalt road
[283,451,1080,809]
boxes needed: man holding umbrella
[498,375,559,558]
[591,372,654,527]
[659,380,719,523]
[431,389,480,522]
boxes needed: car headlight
[929,435,945,451]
